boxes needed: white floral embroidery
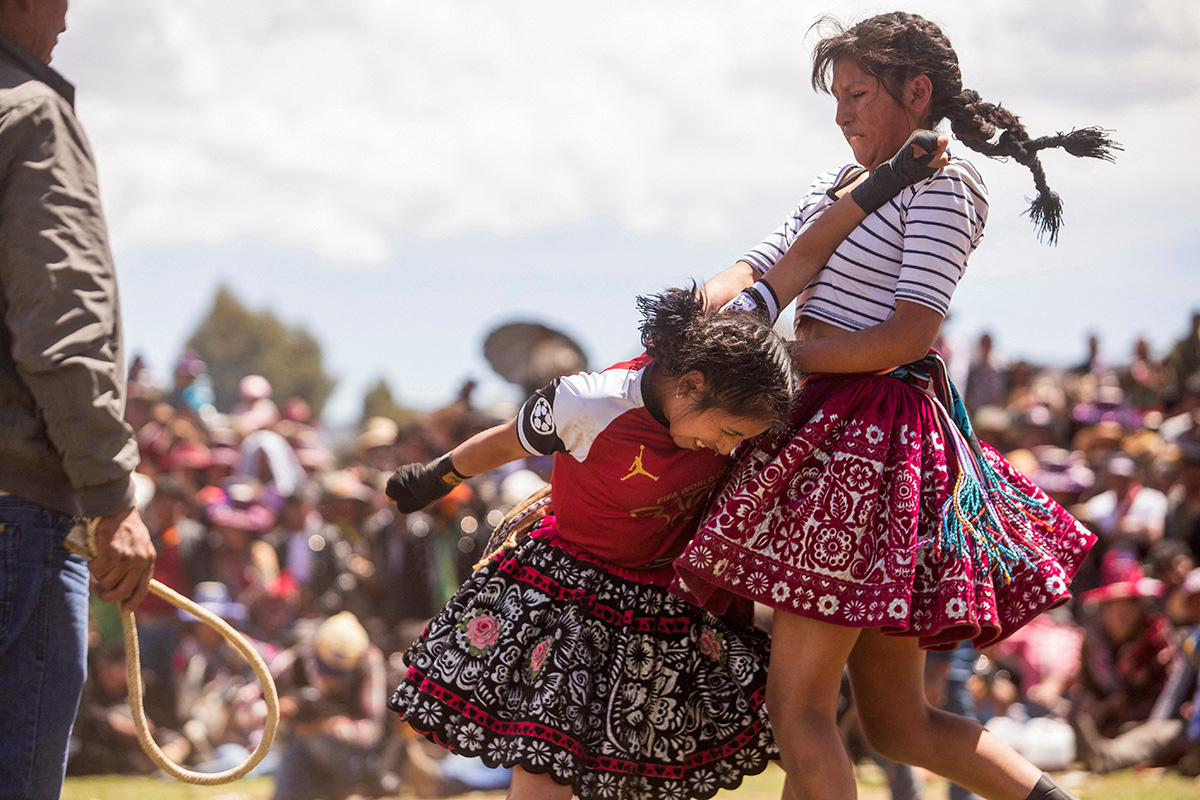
[887,598,909,619]
[817,595,839,615]
[945,598,967,619]
[771,582,791,603]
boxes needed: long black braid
[811,11,1121,244]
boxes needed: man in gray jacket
[0,1,157,797]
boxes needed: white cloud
[54,0,1199,269]
[41,1,1200,419]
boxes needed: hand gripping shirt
[516,355,728,568]
[743,157,988,331]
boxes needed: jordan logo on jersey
[621,445,660,482]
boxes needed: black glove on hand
[850,129,942,215]
[720,279,782,324]
[385,452,469,513]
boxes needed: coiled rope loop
[69,520,280,785]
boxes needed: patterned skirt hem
[395,681,776,800]
[391,533,778,800]
[674,524,1076,652]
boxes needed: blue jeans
[0,498,90,800]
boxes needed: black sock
[1023,773,1079,800]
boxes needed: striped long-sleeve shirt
[743,156,989,332]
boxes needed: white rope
[67,520,279,785]
[122,579,280,784]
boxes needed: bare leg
[846,629,1042,800]
[506,765,574,800]
[767,610,861,800]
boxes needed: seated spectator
[355,416,401,475]
[1073,567,1200,774]
[270,612,388,800]
[1165,440,1200,561]
[1083,452,1169,558]
[137,474,211,728]
[265,485,354,620]
[238,427,308,507]
[1028,445,1095,510]
[169,350,218,422]
[1072,551,1175,739]
[173,582,280,775]
[320,469,377,547]
[984,608,1083,718]
[1148,539,1197,624]
[67,641,191,776]
[204,479,299,639]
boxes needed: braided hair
[637,285,795,424]
[810,11,1121,244]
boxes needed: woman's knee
[856,702,933,763]
[768,704,841,759]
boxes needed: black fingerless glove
[385,452,470,513]
[850,129,941,215]
[720,279,782,324]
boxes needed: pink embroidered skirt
[672,372,1095,651]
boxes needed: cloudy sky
[53,0,1200,424]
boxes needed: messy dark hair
[637,285,795,424]
[810,11,1121,244]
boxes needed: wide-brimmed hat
[322,469,375,503]
[1029,446,1095,495]
[355,416,399,455]
[1083,551,1164,606]
[314,611,369,676]
[1072,420,1127,455]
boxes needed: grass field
[61,763,1200,800]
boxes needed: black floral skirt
[388,523,777,800]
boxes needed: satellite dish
[483,322,588,394]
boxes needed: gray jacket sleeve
[0,85,137,516]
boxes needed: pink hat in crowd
[206,479,276,533]
[166,440,212,471]
[1082,550,1165,606]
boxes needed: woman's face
[668,406,773,456]
[1099,597,1146,643]
[831,58,922,170]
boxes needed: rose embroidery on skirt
[526,636,554,679]
[698,627,725,663]
[458,609,501,656]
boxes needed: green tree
[186,286,336,417]
[361,378,420,427]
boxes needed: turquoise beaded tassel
[912,356,1057,583]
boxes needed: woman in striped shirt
[673,12,1119,800]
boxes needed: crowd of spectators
[69,355,530,798]
[67,309,1200,797]
[908,311,1200,795]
